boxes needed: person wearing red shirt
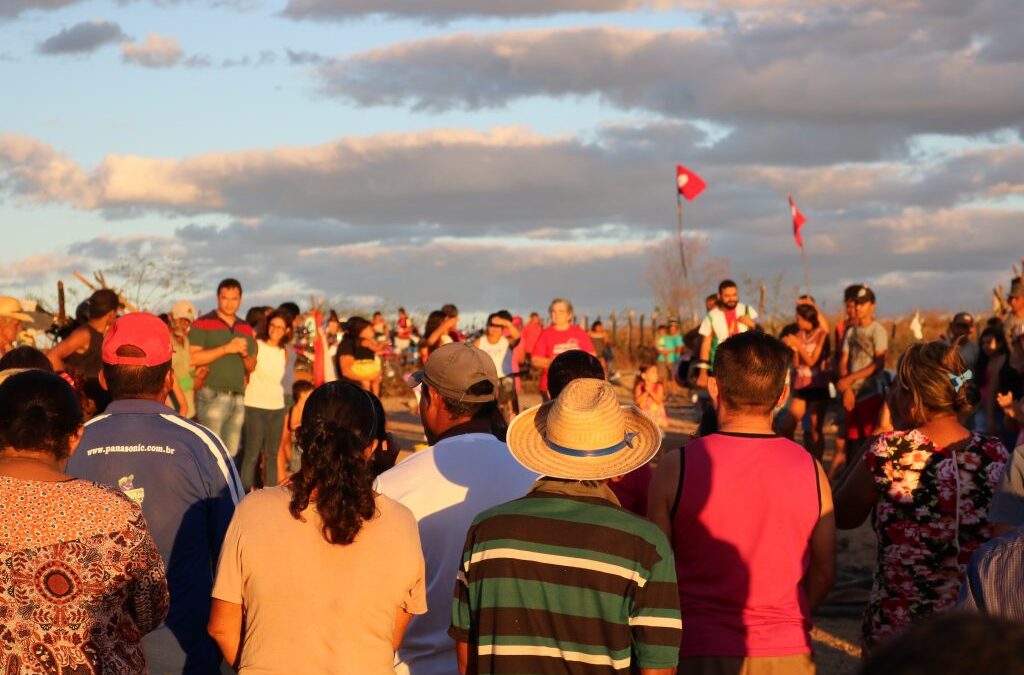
[529,298,595,400]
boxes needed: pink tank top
[672,432,821,658]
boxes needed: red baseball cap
[102,313,173,367]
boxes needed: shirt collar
[529,477,621,506]
[103,398,177,415]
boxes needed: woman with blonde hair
[835,340,1008,653]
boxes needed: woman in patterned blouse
[835,341,1009,653]
[0,369,169,674]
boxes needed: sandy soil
[382,374,874,675]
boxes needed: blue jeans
[240,406,286,491]
[196,388,245,458]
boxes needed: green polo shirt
[189,312,256,394]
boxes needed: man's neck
[432,418,494,444]
[553,322,571,331]
[717,410,775,435]
[114,392,168,404]
[216,310,237,326]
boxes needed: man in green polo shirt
[189,278,256,459]
[452,378,681,675]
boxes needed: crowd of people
[0,269,1023,675]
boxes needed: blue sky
[2,0,1023,319]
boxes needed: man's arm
[190,338,247,367]
[805,460,836,611]
[834,454,878,529]
[46,328,89,371]
[455,639,469,675]
[646,448,680,539]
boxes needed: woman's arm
[393,609,414,651]
[46,328,89,371]
[208,599,244,669]
[795,331,828,367]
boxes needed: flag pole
[800,242,811,297]
[676,188,696,323]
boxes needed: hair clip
[949,369,973,393]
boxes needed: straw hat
[0,297,31,323]
[507,378,662,480]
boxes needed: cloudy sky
[2,0,1022,318]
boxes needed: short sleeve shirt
[190,312,256,394]
[991,442,1024,527]
[698,304,758,367]
[842,320,889,399]
[530,325,596,392]
[657,334,683,364]
[213,487,426,675]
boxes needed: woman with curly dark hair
[208,381,425,674]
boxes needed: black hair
[290,381,378,545]
[796,304,820,328]
[245,306,270,331]
[495,310,513,322]
[428,380,496,420]
[441,303,459,317]
[0,369,83,458]
[860,613,1024,675]
[718,279,738,294]
[422,310,447,353]
[591,320,603,330]
[843,284,863,302]
[217,278,243,295]
[258,309,293,344]
[712,331,791,415]
[292,379,314,401]
[277,302,301,322]
[486,312,501,326]
[0,346,53,372]
[88,289,120,320]
[368,392,399,478]
[102,345,171,399]
[976,326,1008,380]
[344,316,372,340]
[548,350,605,398]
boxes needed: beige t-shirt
[212,486,427,675]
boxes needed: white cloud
[121,34,183,68]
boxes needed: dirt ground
[382,374,873,675]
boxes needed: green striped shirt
[450,479,681,674]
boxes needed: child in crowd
[634,361,669,429]
[278,379,315,481]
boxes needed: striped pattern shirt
[959,527,1024,620]
[450,479,681,674]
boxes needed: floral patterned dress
[862,430,1008,650]
[0,477,169,675]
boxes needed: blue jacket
[69,398,243,675]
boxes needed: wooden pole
[677,190,697,324]
[800,243,812,297]
[57,281,66,327]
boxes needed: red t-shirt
[530,325,596,392]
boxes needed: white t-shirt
[375,433,539,675]
[698,302,759,343]
[243,340,286,410]
[475,335,513,377]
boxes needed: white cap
[170,301,196,321]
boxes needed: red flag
[676,164,706,201]
[789,194,806,248]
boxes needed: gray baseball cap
[411,342,499,403]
